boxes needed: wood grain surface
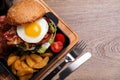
[43,0,120,80]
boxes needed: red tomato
[55,33,65,43]
[50,41,63,53]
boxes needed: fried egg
[17,18,48,43]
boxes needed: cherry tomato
[50,41,63,53]
[55,33,65,43]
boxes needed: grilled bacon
[4,27,23,45]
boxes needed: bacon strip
[4,27,23,45]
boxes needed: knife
[57,52,92,80]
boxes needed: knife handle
[43,61,66,80]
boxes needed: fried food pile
[0,0,61,80]
[7,53,49,80]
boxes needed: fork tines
[76,40,87,50]
[73,40,87,55]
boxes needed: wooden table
[43,0,120,80]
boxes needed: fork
[43,40,87,80]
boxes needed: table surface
[43,0,120,80]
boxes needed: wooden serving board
[34,0,79,79]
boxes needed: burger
[0,0,59,79]
[2,0,57,56]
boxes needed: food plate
[0,0,79,80]
[0,12,70,80]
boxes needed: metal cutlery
[43,40,87,80]
[57,52,91,80]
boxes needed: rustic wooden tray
[0,0,79,80]
[33,0,79,79]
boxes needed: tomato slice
[50,41,63,53]
[55,33,65,43]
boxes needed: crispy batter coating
[7,0,45,25]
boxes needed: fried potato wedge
[11,64,17,75]
[30,54,43,63]
[17,67,36,76]
[20,55,26,61]
[7,54,19,66]
[19,74,33,80]
[14,59,23,70]
[40,53,53,58]
[21,61,29,68]
[26,55,35,68]
[33,56,49,69]
[7,53,49,80]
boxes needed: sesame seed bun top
[7,0,46,25]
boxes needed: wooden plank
[44,0,120,80]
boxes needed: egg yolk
[25,22,41,37]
